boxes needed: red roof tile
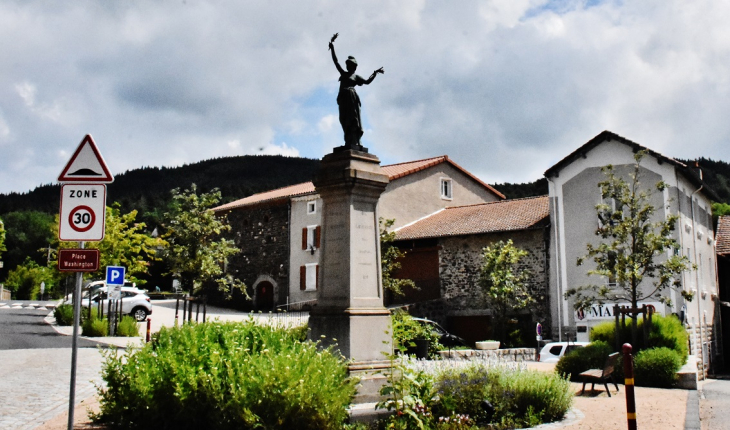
[214,182,315,211]
[717,216,730,256]
[214,155,505,212]
[394,196,549,240]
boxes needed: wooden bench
[580,352,620,397]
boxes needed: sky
[1,0,729,195]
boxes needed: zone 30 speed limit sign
[59,184,107,241]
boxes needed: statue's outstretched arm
[364,67,384,85]
[329,42,345,75]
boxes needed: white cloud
[317,114,336,132]
[259,142,300,157]
[0,0,729,193]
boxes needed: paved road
[0,301,106,430]
[0,303,100,350]
[700,378,730,430]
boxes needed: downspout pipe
[690,164,704,372]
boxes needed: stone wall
[224,203,290,309]
[438,347,536,362]
[436,227,552,332]
[689,322,715,379]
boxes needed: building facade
[545,131,719,375]
[213,156,504,311]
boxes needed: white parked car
[538,341,590,363]
[84,286,152,322]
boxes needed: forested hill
[0,155,321,217]
[1,155,729,220]
[690,157,730,204]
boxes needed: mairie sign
[575,301,664,321]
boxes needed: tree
[51,205,165,284]
[162,185,244,297]
[566,151,693,342]
[0,217,6,260]
[478,239,535,344]
[5,258,55,299]
[379,218,416,297]
[0,211,55,280]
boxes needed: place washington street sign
[57,134,114,430]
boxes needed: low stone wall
[438,347,536,362]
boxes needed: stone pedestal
[309,148,392,402]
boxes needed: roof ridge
[381,155,447,168]
[393,208,446,232]
[443,195,548,210]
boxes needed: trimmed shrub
[648,316,689,362]
[54,304,75,326]
[94,320,356,430]
[116,316,140,337]
[555,341,614,381]
[634,347,682,388]
[430,363,572,428]
[590,315,688,362]
[82,315,109,337]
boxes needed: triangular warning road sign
[58,135,114,183]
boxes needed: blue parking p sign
[106,266,126,286]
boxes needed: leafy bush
[555,341,614,381]
[391,309,441,358]
[590,315,688,362]
[116,316,140,337]
[54,304,74,326]
[378,359,572,429]
[432,363,572,428]
[634,347,682,388]
[82,315,109,337]
[94,320,356,430]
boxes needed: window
[307,201,316,214]
[301,225,321,252]
[300,264,319,291]
[441,178,452,200]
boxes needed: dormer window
[441,178,453,200]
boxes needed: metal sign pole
[68,241,84,430]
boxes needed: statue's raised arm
[328,34,384,151]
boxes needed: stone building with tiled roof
[390,196,552,345]
[213,155,504,312]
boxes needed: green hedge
[429,363,573,428]
[116,316,140,337]
[82,315,109,337]
[94,321,356,430]
[53,304,74,326]
[589,315,688,362]
[555,341,614,381]
[634,347,682,388]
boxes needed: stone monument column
[309,147,392,400]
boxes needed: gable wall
[379,163,501,229]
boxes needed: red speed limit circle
[68,205,96,232]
